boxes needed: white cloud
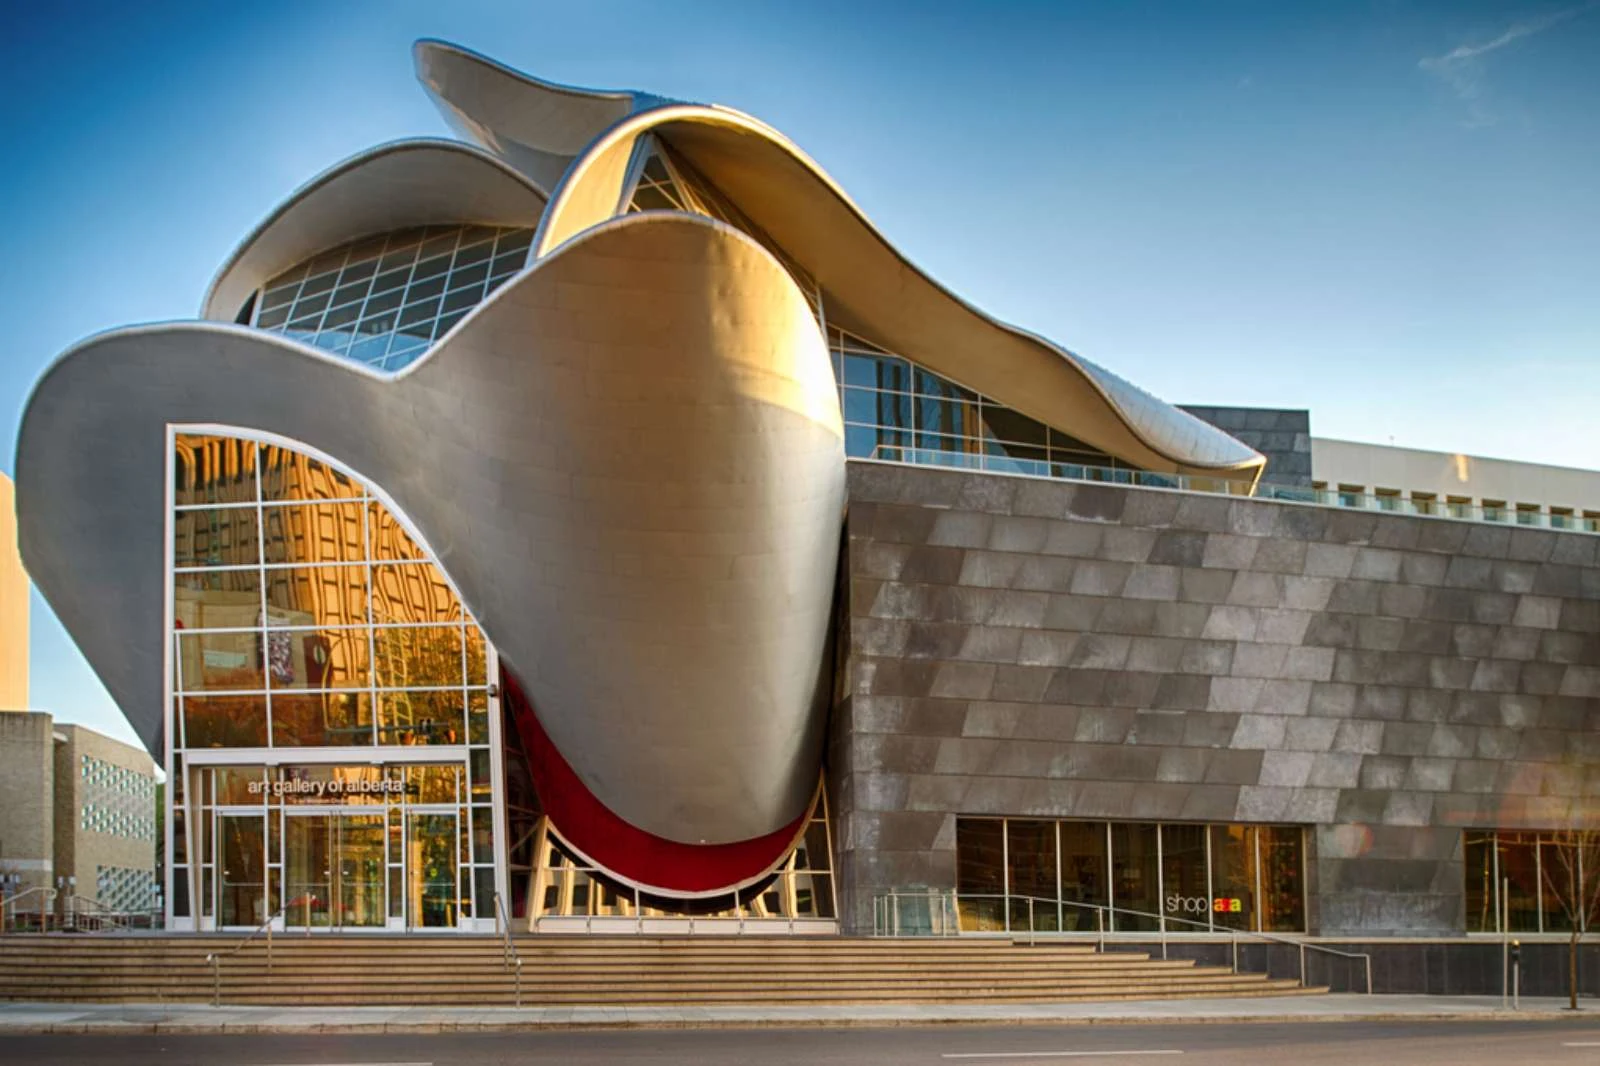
[1419,2,1597,124]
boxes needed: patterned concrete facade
[830,462,1600,936]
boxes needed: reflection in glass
[1463,830,1496,933]
[262,502,365,566]
[403,813,460,921]
[1162,824,1209,931]
[175,434,257,507]
[265,564,369,628]
[370,563,464,625]
[174,509,260,568]
[1058,821,1108,931]
[183,695,268,748]
[379,689,464,746]
[258,444,363,502]
[176,631,264,692]
[1208,825,1255,932]
[374,625,463,689]
[1111,823,1160,932]
[270,692,372,747]
[268,628,370,690]
[218,813,266,927]
[1258,826,1305,932]
[955,818,1005,931]
[1006,820,1058,932]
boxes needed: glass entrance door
[285,812,387,930]
[407,812,459,928]
[217,812,266,928]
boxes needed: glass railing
[863,447,1600,535]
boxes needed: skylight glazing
[251,225,534,372]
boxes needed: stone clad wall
[1179,407,1312,488]
[831,462,1600,936]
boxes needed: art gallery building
[13,41,1598,951]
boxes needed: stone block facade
[1181,407,1312,488]
[829,462,1600,936]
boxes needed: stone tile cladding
[830,462,1600,936]
[1180,407,1312,487]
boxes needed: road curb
[0,1009,1591,1035]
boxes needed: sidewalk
[0,995,1591,1034]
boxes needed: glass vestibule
[190,763,481,931]
[955,818,1307,934]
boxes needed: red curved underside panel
[501,669,808,895]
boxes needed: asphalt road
[4,1021,1600,1065]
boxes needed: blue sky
[3,0,1598,746]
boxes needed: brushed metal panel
[202,139,547,322]
[17,212,844,846]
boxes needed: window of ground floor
[1464,830,1599,934]
[172,761,497,931]
[955,817,1307,934]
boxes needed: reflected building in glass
[14,40,1600,951]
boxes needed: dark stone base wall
[1180,407,1312,488]
[829,463,1600,937]
[1107,939,1600,997]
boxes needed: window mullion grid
[1253,828,1263,934]
[1155,822,1165,935]
[365,494,381,747]
[1205,825,1214,933]
[1537,834,1544,934]
[380,235,429,369]
[1000,817,1009,934]
[1106,821,1115,933]
[254,441,270,748]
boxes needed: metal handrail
[1,887,58,932]
[873,889,1373,994]
[492,891,523,1008]
[204,908,284,1007]
[61,894,128,932]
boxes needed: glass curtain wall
[249,225,535,372]
[955,818,1307,934]
[1463,829,1595,934]
[529,793,837,927]
[166,432,501,930]
[828,328,1139,478]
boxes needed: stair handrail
[492,890,524,1008]
[873,888,1372,994]
[61,893,129,932]
[203,907,285,1007]
[0,887,58,932]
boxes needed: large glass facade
[167,431,503,931]
[955,818,1307,934]
[1463,829,1596,934]
[249,224,534,372]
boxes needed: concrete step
[0,934,1324,1006]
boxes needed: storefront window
[1111,822,1161,932]
[954,818,1307,934]
[1006,819,1058,932]
[1466,830,1596,934]
[1258,826,1305,932]
[955,818,1006,931]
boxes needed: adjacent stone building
[0,712,157,911]
[832,462,1600,940]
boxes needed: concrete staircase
[0,935,1321,1006]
